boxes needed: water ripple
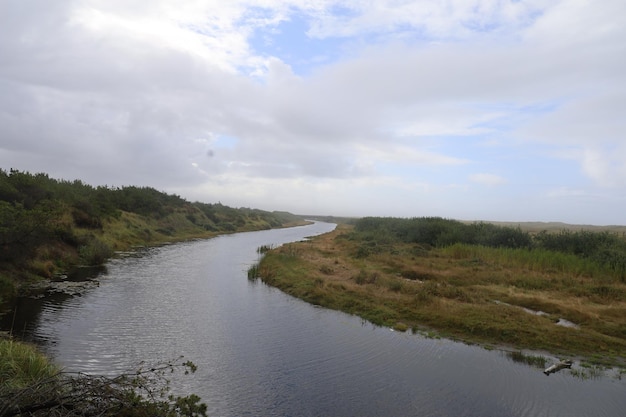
[16,222,626,416]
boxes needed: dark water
[5,222,626,416]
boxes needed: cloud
[0,0,625,224]
[469,173,507,186]
[307,0,544,40]
[579,145,626,188]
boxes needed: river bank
[8,221,626,416]
[1,220,314,416]
[256,224,626,368]
[1,213,310,317]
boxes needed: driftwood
[543,359,573,375]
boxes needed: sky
[1,0,625,225]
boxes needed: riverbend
[5,222,626,417]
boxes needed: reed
[506,350,547,368]
[440,244,610,279]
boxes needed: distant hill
[298,215,358,224]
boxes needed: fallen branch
[0,358,206,417]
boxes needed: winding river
[4,222,626,416]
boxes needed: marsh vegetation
[256,217,626,365]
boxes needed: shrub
[78,237,113,265]
[0,275,16,304]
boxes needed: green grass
[440,243,613,279]
[0,339,59,390]
[505,351,548,368]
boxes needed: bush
[78,237,113,265]
[353,217,533,249]
[0,275,16,304]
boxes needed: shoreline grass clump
[257,219,626,367]
[505,350,548,369]
[247,263,260,280]
[0,339,59,390]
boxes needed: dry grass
[258,225,626,366]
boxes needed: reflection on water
[4,222,626,417]
[66,265,107,281]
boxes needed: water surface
[7,222,626,416]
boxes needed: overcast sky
[1,1,625,225]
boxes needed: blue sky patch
[249,13,345,76]
[214,135,238,149]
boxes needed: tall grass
[0,340,59,390]
[441,243,613,279]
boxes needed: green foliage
[0,169,304,302]
[353,217,626,281]
[354,217,532,249]
[0,340,60,390]
[247,263,260,280]
[0,200,65,262]
[441,243,608,278]
[78,237,113,265]
[534,230,626,280]
[0,275,16,304]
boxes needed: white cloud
[579,145,626,188]
[469,173,507,186]
[1,0,625,224]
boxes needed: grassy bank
[255,223,626,366]
[0,169,308,309]
[0,339,59,390]
[0,170,308,415]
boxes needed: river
[4,222,626,416]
